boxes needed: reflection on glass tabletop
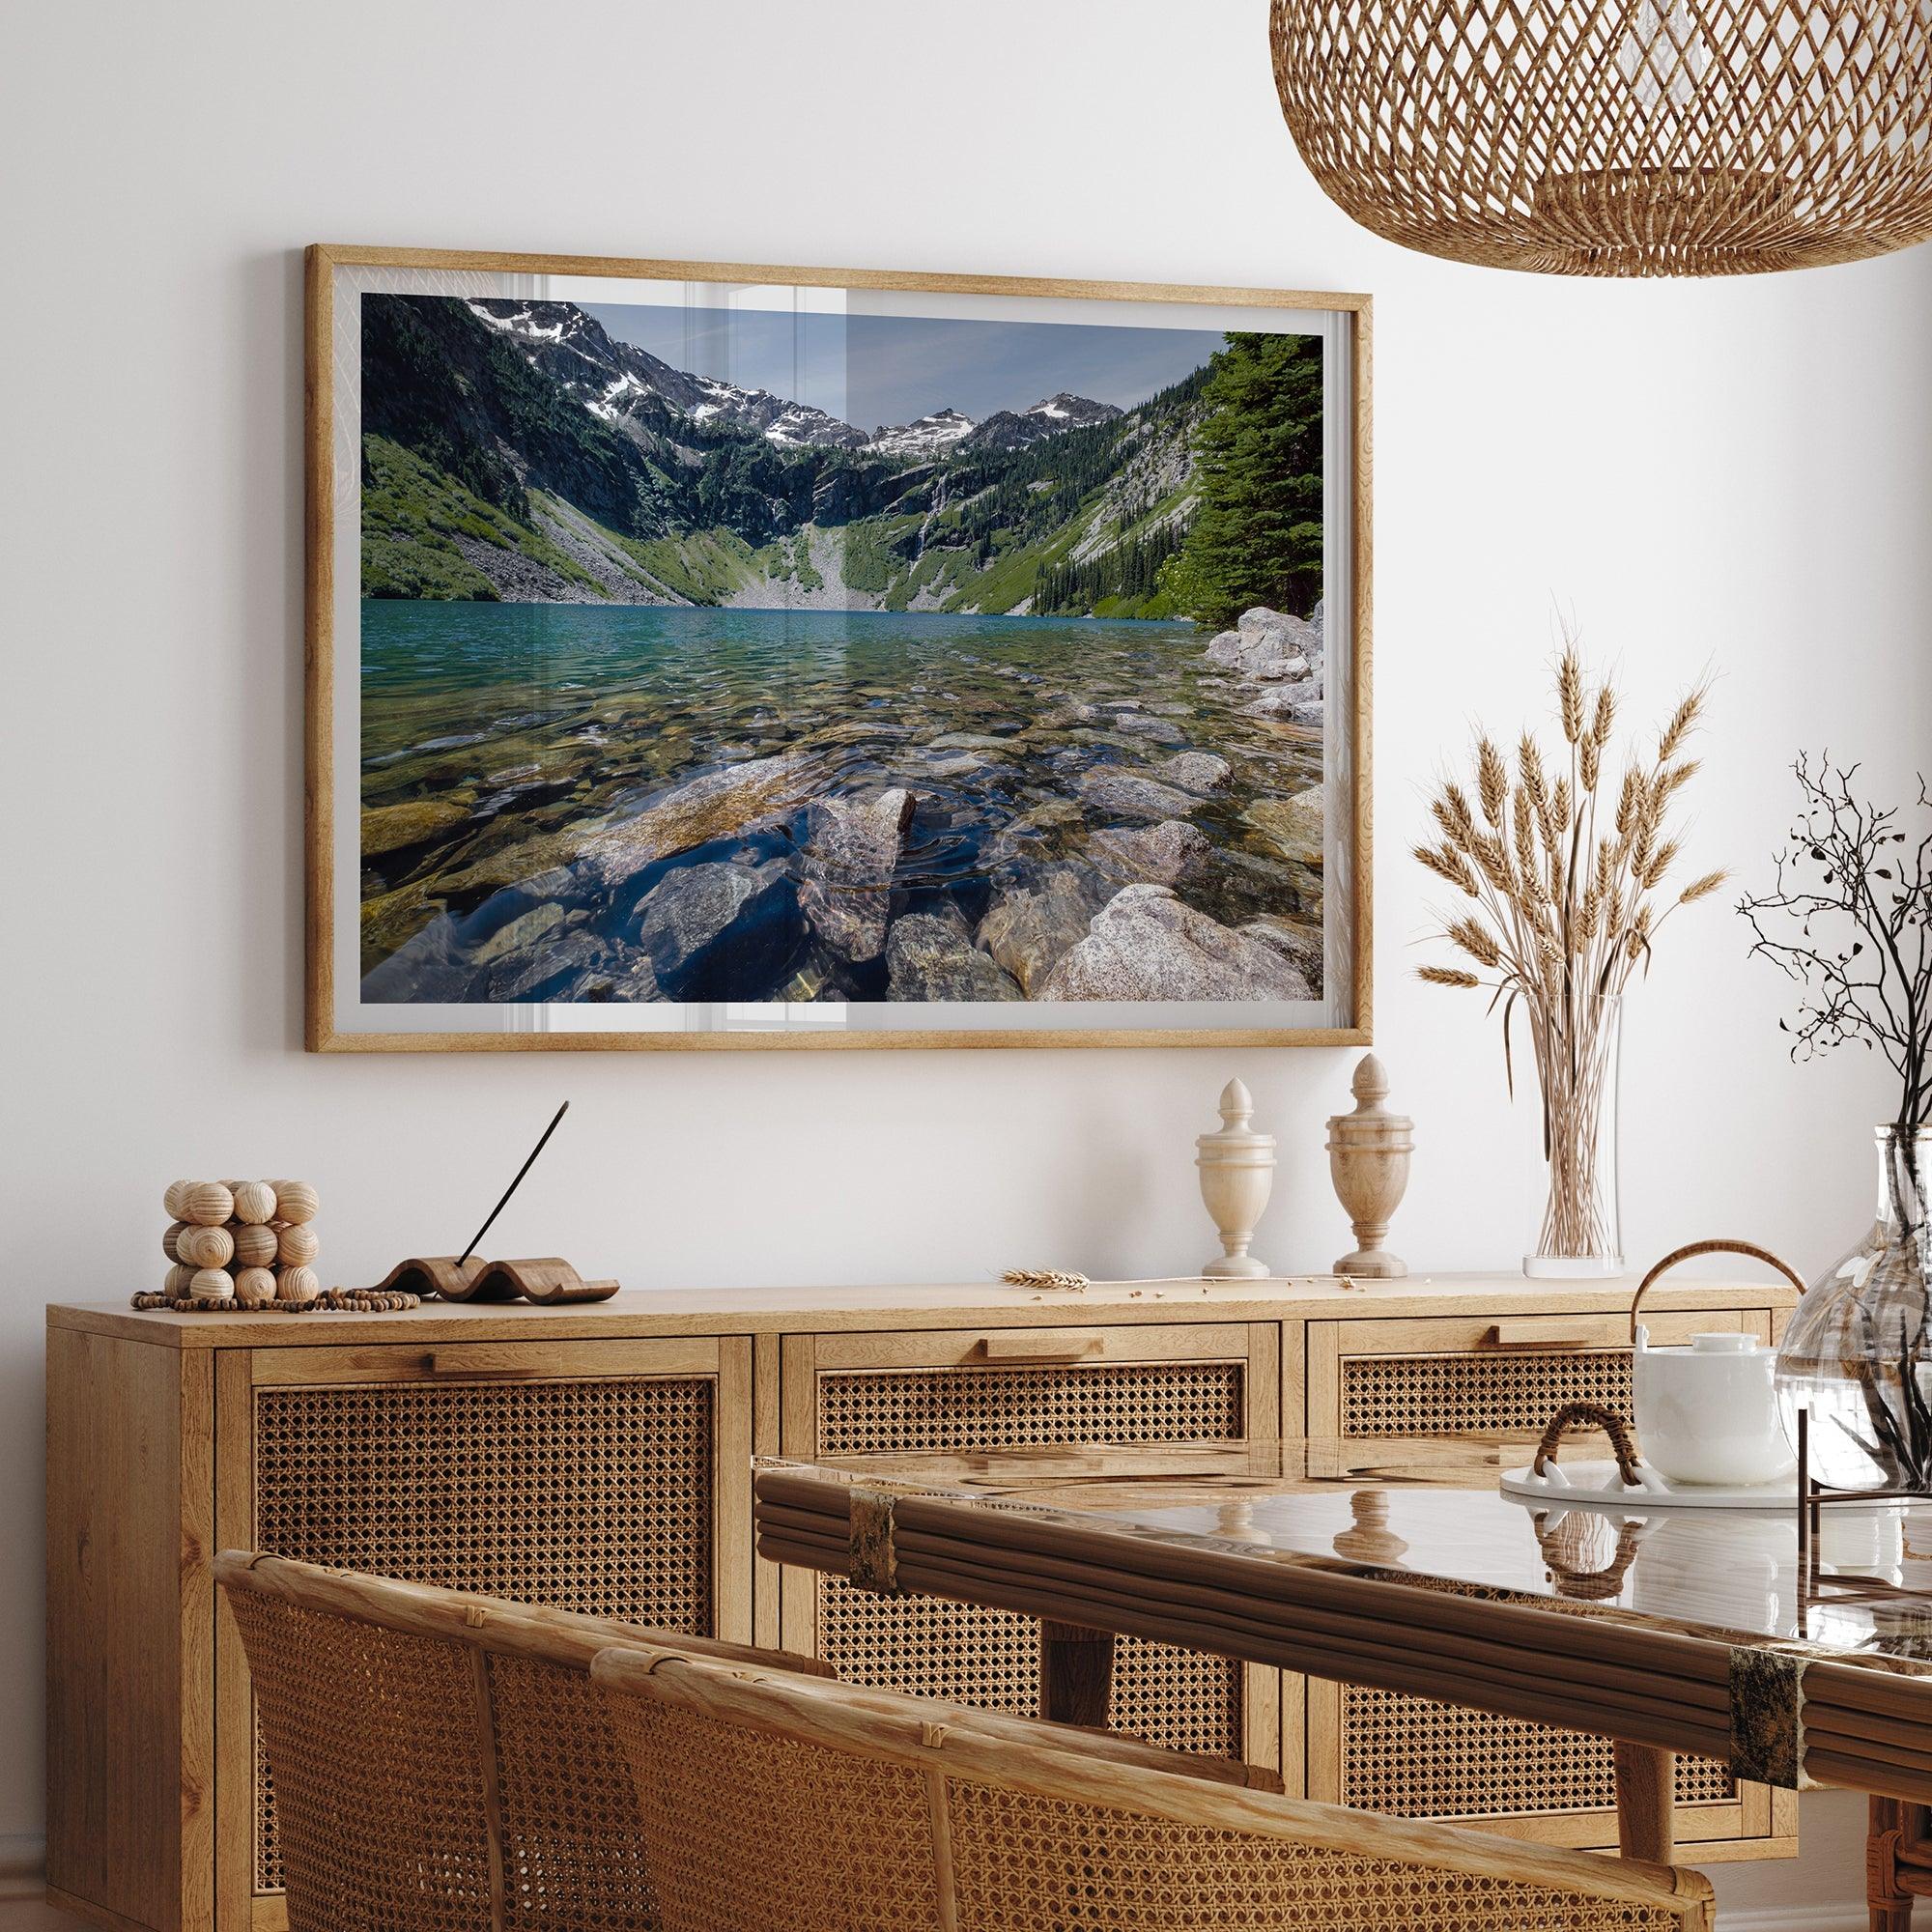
[754,1435,1932,1666]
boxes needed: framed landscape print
[306,244,1371,1051]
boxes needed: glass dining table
[753,1434,1932,1865]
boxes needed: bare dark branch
[1739,754,1932,1129]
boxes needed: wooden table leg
[1612,1741,1676,1864]
[1869,1796,1917,1932]
[1038,1619,1116,1729]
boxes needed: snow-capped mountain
[864,407,979,459]
[961,392,1123,454]
[467,299,867,449]
[465,301,1123,468]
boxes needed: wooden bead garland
[133,1178,395,1315]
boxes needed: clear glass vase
[1776,1124,1932,1492]
[1522,993,1623,1278]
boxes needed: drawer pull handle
[418,1351,540,1379]
[976,1333,1107,1365]
[1478,1320,1608,1350]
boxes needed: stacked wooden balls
[161,1179,321,1308]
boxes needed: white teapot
[1629,1240,1808,1488]
[1633,1330,1794,1486]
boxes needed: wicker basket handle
[1628,1238,1807,1344]
[1532,1400,1644,1488]
[1530,1510,1647,1601]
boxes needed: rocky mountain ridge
[470,299,1122,464]
[363,294,1208,613]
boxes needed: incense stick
[457,1102,570,1266]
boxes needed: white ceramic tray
[1500,1459,1801,1512]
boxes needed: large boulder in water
[1039,886,1313,1002]
[1205,607,1321,686]
[796,787,917,963]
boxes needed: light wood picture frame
[307,244,1372,1052]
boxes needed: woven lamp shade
[1270,0,1932,274]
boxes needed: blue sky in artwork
[582,302,1236,432]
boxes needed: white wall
[3,1,1927,1915]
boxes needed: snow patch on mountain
[866,408,978,459]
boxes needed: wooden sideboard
[45,1272,1799,1932]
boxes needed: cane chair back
[591,1646,1719,1932]
[213,1550,829,1932]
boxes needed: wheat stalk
[1000,1267,1092,1292]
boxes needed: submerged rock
[1090,819,1211,887]
[1112,713,1186,744]
[474,900,569,965]
[1075,770,1201,822]
[978,866,1111,995]
[796,787,917,962]
[886,906,1025,1002]
[359,912,475,1003]
[491,929,612,1001]
[1245,789,1325,868]
[1157,752,1231,794]
[362,797,471,858]
[634,858,794,992]
[580,753,822,890]
[1038,886,1312,1002]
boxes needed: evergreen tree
[1160,333,1322,629]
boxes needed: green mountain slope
[358,295,1208,616]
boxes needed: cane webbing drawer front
[1340,1346,1634,1438]
[249,1369,717,1897]
[814,1351,1249,1759]
[1341,1685,1733,1818]
[1313,1312,1752,1841]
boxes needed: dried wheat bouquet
[1414,640,1726,1254]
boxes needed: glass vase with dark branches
[1741,756,1932,1491]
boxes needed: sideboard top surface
[46,1270,1798,1349]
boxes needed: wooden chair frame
[590,1644,1719,1929]
[213,1548,831,1676]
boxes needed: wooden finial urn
[1196,1078,1276,1280]
[1325,1053,1413,1278]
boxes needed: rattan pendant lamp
[1270,0,1932,273]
